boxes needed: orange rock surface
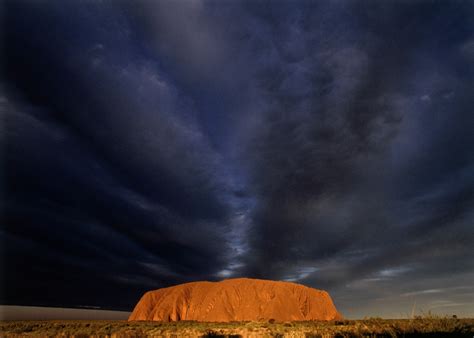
[129,278,342,322]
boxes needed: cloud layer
[2,0,473,317]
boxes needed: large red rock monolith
[129,278,342,322]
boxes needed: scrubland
[1,316,473,337]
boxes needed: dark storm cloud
[230,0,474,316]
[2,0,473,317]
[1,0,233,310]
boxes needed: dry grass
[0,316,473,337]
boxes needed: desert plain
[1,317,474,337]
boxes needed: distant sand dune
[0,305,130,320]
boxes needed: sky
[1,0,473,319]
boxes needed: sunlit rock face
[129,278,342,322]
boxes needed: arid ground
[1,317,473,337]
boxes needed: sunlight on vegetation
[1,315,473,337]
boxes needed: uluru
[129,278,342,322]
